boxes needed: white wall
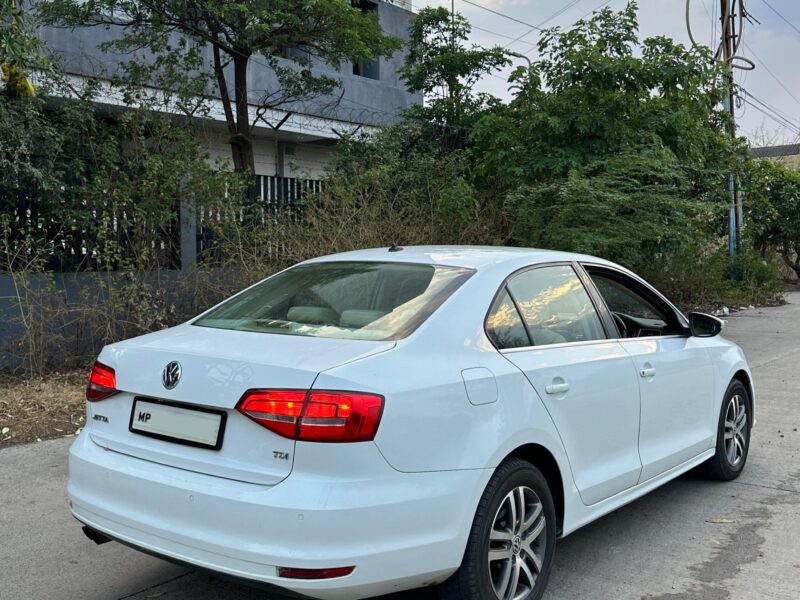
[199,130,333,180]
[283,143,335,179]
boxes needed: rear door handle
[640,366,656,378]
[545,381,570,395]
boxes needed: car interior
[584,268,682,338]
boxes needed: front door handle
[640,365,656,378]
[545,380,570,395]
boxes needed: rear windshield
[193,261,474,341]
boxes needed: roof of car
[307,246,617,271]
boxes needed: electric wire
[740,88,800,136]
[742,98,800,136]
[758,0,800,38]
[741,87,800,130]
[470,25,537,47]
[502,0,586,49]
[458,0,544,31]
[516,0,617,57]
[742,41,800,108]
[686,0,749,66]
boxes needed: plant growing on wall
[1,0,41,96]
[38,0,402,173]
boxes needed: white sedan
[71,246,753,600]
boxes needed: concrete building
[751,144,800,170]
[39,0,421,182]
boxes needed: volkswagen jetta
[70,246,754,600]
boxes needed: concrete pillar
[180,200,197,270]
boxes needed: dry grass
[0,371,86,448]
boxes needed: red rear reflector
[237,390,384,442]
[86,361,117,402]
[276,566,355,580]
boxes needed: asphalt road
[2,294,799,600]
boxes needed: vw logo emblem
[512,535,522,556]
[162,361,182,390]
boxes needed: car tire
[438,458,557,600]
[702,380,751,481]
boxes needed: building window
[352,0,380,80]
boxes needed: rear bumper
[68,432,491,600]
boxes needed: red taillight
[86,361,117,401]
[236,389,384,443]
[276,566,355,579]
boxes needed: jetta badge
[162,361,182,390]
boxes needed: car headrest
[286,306,339,326]
[339,309,388,329]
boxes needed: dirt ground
[0,371,86,447]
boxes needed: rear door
[581,264,717,482]
[490,264,643,506]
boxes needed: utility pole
[720,0,743,257]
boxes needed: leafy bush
[743,159,800,278]
[504,146,718,273]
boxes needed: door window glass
[588,271,678,338]
[486,290,530,349]
[506,266,606,346]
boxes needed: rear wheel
[438,458,556,600]
[702,380,751,481]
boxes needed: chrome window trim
[499,334,687,354]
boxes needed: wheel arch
[732,368,755,417]
[504,443,565,536]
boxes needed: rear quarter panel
[312,265,579,514]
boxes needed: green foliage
[1,0,44,96]
[401,7,509,151]
[505,146,718,272]
[323,1,779,308]
[1,93,234,272]
[472,2,735,188]
[743,158,800,277]
[402,7,509,101]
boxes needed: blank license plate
[129,398,226,450]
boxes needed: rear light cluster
[86,361,117,401]
[236,389,384,443]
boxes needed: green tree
[400,6,509,150]
[745,159,800,278]
[38,0,402,173]
[505,145,717,272]
[471,2,735,189]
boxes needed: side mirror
[688,312,724,337]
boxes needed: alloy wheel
[488,486,547,600]
[724,393,748,466]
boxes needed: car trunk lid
[87,324,394,485]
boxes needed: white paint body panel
[68,246,754,600]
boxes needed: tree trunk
[780,247,800,279]
[230,53,255,174]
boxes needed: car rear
[68,259,486,599]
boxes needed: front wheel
[438,458,556,600]
[702,380,751,481]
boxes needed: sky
[413,0,800,146]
